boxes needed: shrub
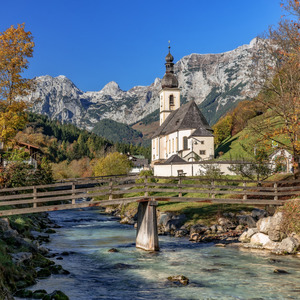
[279,199,300,235]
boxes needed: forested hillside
[92,119,145,145]
[23,113,151,162]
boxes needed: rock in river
[167,275,189,286]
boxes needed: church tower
[159,44,180,125]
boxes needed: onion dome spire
[161,41,178,89]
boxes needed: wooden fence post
[178,177,182,198]
[33,186,37,208]
[211,180,215,199]
[243,182,247,200]
[144,176,148,197]
[109,179,113,200]
[274,182,278,201]
[72,182,76,205]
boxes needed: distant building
[151,46,214,172]
[127,154,149,174]
[0,140,43,169]
[269,148,293,173]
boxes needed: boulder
[252,208,268,220]
[167,275,189,286]
[189,233,200,241]
[38,247,49,255]
[268,230,286,242]
[277,237,300,254]
[217,217,235,229]
[157,212,173,226]
[0,218,11,232]
[190,224,208,235]
[291,233,300,244]
[235,225,244,232]
[37,268,51,278]
[14,289,33,298]
[250,233,271,246]
[256,216,273,234]
[120,216,134,225]
[163,214,186,234]
[216,225,225,233]
[108,248,119,253]
[274,269,289,274]
[42,290,69,300]
[264,240,281,251]
[49,265,70,275]
[257,212,284,236]
[11,252,33,265]
[239,228,258,243]
[210,224,218,233]
[3,228,19,239]
[175,229,189,238]
[32,289,47,299]
[238,215,257,228]
[105,206,117,215]
[238,231,249,243]
[223,212,235,218]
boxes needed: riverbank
[1,199,299,299]
[0,214,69,299]
[107,199,300,256]
[13,207,300,300]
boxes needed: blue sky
[0,0,282,92]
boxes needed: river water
[22,208,300,300]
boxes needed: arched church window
[183,136,188,150]
[169,95,174,106]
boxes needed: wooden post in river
[136,199,159,251]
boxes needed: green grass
[215,113,293,160]
[157,202,254,226]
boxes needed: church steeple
[161,43,178,89]
[159,42,180,125]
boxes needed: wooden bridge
[0,175,299,251]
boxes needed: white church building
[152,46,216,176]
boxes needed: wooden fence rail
[0,175,299,216]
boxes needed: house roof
[162,154,187,164]
[189,127,213,137]
[269,148,292,159]
[152,100,212,138]
[16,141,42,151]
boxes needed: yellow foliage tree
[0,23,34,145]
[251,0,300,174]
[93,152,132,176]
[212,115,233,145]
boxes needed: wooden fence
[0,175,299,217]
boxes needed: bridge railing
[0,175,299,216]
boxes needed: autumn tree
[0,23,34,145]
[93,152,132,176]
[228,144,272,182]
[212,115,233,145]
[250,0,300,174]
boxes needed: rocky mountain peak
[101,81,122,95]
[25,39,262,130]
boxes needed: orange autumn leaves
[0,23,34,145]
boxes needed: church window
[169,140,171,154]
[169,95,174,106]
[172,139,174,152]
[183,136,188,150]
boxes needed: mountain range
[23,38,261,143]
